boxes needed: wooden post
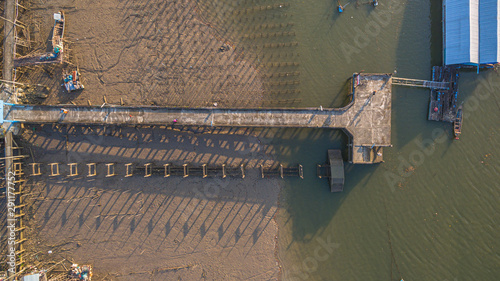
[49,163,59,176]
[202,164,208,178]
[14,162,23,176]
[106,163,115,177]
[144,163,152,177]
[164,164,171,177]
[87,163,96,177]
[125,163,133,177]
[30,163,41,176]
[68,163,78,177]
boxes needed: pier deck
[2,74,392,164]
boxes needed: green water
[198,1,500,280]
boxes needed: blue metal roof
[444,0,479,66]
[479,0,500,64]
[445,0,500,66]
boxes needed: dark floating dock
[428,66,459,122]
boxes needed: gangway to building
[392,77,451,90]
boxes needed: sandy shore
[18,125,281,280]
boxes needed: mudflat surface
[18,0,266,107]
[21,125,281,280]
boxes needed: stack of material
[63,70,85,93]
[69,264,92,281]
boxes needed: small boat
[338,1,344,12]
[52,11,65,61]
[454,105,463,139]
[63,69,85,93]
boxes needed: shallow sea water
[197,1,500,280]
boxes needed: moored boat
[52,11,65,61]
[454,105,463,139]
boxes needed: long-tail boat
[454,105,463,140]
[52,11,65,62]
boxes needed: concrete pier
[2,74,392,164]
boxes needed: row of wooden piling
[253,22,294,30]
[243,31,295,39]
[233,3,290,15]
[28,162,304,179]
[260,164,303,179]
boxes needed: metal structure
[317,150,345,192]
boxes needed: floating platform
[428,66,459,122]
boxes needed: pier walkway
[2,74,392,164]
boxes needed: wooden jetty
[317,150,345,192]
